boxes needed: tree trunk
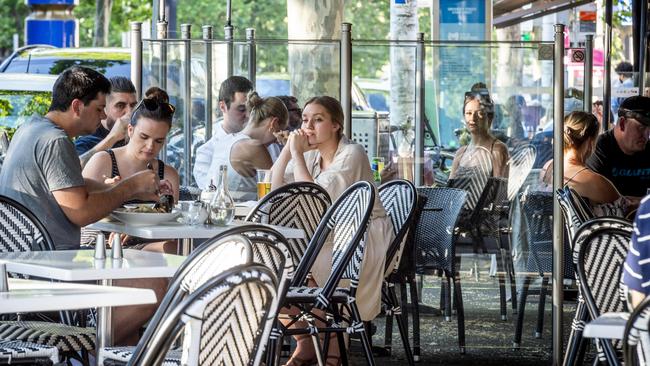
[94,0,113,47]
[389,0,418,155]
[286,0,343,105]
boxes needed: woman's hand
[288,129,314,156]
[159,179,174,196]
[274,130,290,146]
[103,175,121,185]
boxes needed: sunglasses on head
[131,98,175,122]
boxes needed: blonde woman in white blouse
[272,96,394,366]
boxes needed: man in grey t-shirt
[0,66,160,250]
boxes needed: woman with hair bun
[562,111,623,207]
[206,91,288,201]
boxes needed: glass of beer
[257,169,272,200]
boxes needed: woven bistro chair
[137,264,277,366]
[281,181,375,366]
[623,294,650,366]
[0,340,59,365]
[377,179,417,365]
[0,195,96,365]
[574,217,633,366]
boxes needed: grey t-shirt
[0,116,85,249]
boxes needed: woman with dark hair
[450,89,510,179]
[82,96,179,251]
[271,96,394,366]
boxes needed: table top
[87,219,304,240]
[0,278,157,314]
[583,312,629,340]
[0,249,185,281]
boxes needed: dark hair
[218,76,253,109]
[304,96,344,138]
[563,111,599,150]
[246,91,288,129]
[277,95,298,106]
[144,86,169,103]
[49,66,111,112]
[464,86,495,121]
[130,97,175,127]
[109,76,136,94]
[615,61,633,74]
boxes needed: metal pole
[639,0,648,94]
[157,21,168,163]
[130,22,143,99]
[603,0,613,130]
[225,25,234,78]
[246,28,256,86]
[552,23,565,366]
[414,32,425,187]
[340,23,352,138]
[584,34,593,112]
[181,24,192,187]
[203,25,213,142]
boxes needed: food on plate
[123,204,167,214]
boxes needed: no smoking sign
[571,49,585,63]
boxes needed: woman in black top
[83,96,180,251]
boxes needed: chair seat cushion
[0,321,95,352]
[0,340,59,363]
[101,346,181,366]
[285,286,351,304]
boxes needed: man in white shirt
[193,76,253,188]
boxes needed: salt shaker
[94,233,106,259]
[111,234,123,259]
[0,263,8,292]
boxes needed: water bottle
[210,165,235,226]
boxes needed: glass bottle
[210,165,235,226]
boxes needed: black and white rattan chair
[0,195,96,365]
[574,217,633,366]
[623,294,650,366]
[506,144,536,202]
[281,181,375,365]
[377,179,417,364]
[413,187,468,354]
[556,186,596,366]
[0,340,59,365]
[137,264,277,366]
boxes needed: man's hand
[122,169,160,202]
[107,115,130,142]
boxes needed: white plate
[110,208,180,226]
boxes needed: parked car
[0,73,56,132]
[355,78,390,113]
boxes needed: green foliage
[0,98,12,117]
[0,0,29,55]
[75,0,152,47]
[21,94,51,117]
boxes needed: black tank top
[106,149,165,179]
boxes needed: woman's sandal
[282,354,316,366]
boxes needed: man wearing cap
[587,96,650,197]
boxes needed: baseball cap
[618,96,650,126]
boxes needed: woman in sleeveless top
[206,91,288,201]
[450,88,509,179]
[82,96,180,252]
[561,111,633,216]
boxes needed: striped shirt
[623,195,650,294]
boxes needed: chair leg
[409,275,421,362]
[383,284,394,356]
[443,276,452,322]
[453,260,466,355]
[536,276,549,338]
[497,257,508,321]
[563,299,590,366]
[439,272,446,313]
[349,301,376,366]
[513,276,531,349]
[504,249,518,314]
[388,284,415,366]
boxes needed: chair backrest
[245,182,331,269]
[413,187,467,275]
[179,185,202,201]
[574,217,632,320]
[378,179,417,273]
[520,191,575,280]
[128,228,256,365]
[0,195,54,252]
[556,186,595,242]
[447,145,492,212]
[140,264,277,366]
[507,144,536,201]
[292,181,374,305]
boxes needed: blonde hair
[563,111,599,151]
[246,91,288,129]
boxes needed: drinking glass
[257,169,272,200]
